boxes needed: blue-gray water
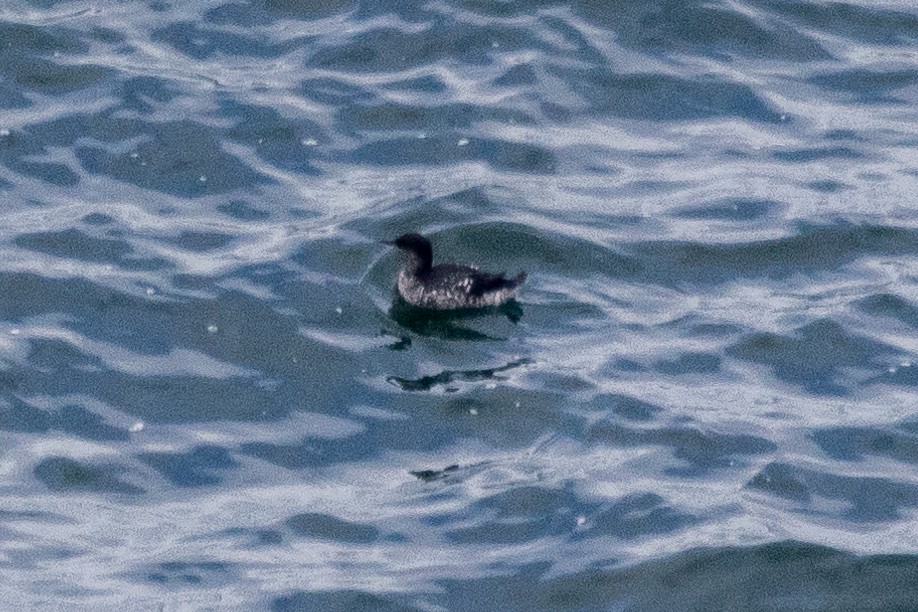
[1,0,918,609]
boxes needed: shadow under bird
[384,233,526,310]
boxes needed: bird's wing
[468,272,513,296]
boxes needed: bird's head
[384,233,433,270]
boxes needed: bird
[384,233,526,310]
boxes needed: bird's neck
[404,250,432,276]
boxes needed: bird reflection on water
[388,293,524,342]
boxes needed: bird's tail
[510,271,527,288]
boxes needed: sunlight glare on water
[1,0,918,608]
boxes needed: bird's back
[398,263,524,309]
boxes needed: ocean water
[1,0,918,609]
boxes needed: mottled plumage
[385,233,526,310]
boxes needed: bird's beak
[381,239,395,246]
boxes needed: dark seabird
[384,233,526,310]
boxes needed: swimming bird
[384,233,526,310]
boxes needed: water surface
[1,0,918,608]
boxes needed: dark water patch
[813,425,918,464]
[55,405,130,441]
[18,338,274,429]
[825,128,861,141]
[240,434,369,470]
[566,12,636,62]
[859,171,888,182]
[351,135,556,174]
[758,0,918,46]
[242,387,585,471]
[617,179,693,196]
[654,352,721,376]
[587,422,776,475]
[339,101,534,133]
[204,1,352,26]
[140,560,235,587]
[0,544,85,571]
[530,371,593,393]
[436,541,918,611]
[0,21,113,97]
[604,358,648,374]
[120,76,183,114]
[8,160,79,186]
[137,445,238,487]
[556,69,783,123]
[5,57,113,96]
[870,363,918,387]
[434,221,641,282]
[672,198,782,222]
[243,391,578,470]
[34,457,143,495]
[493,63,538,88]
[5,112,267,195]
[747,462,811,502]
[808,68,918,104]
[727,319,897,395]
[78,119,271,197]
[292,238,378,279]
[771,146,864,163]
[577,493,699,541]
[259,0,355,20]
[285,513,379,543]
[353,188,517,241]
[458,0,553,18]
[173,273,216,291]
[445,485,585,544]
[223,101,324,174]
[273,590,418,612]
[0,370,23,393]
[749,461,918,522]
[0,509,73,524]
[312,24,543,73]
[121,256,173,272]
[167,231,235,252]
[387,358,531,392]
[151,21,303,59]
[630,224,918,285]
[437,388,588,447]
[3,112,267,197]
[27,338,103,371]
[856,293,918,329]
[0,22,90,55]
[590,394,663,422]
[0,274,352,421]
[15,229,133,264]
[300,76,374,106]
[90,26,125,45]
[0,80,30,109]
[0,396,52,433]
[806,179,848,193]
[384,74,448,93]
[573,0,829,61]
[217,200,271,221]
[82,212,116,226]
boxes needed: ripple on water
[1,0,918,606]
